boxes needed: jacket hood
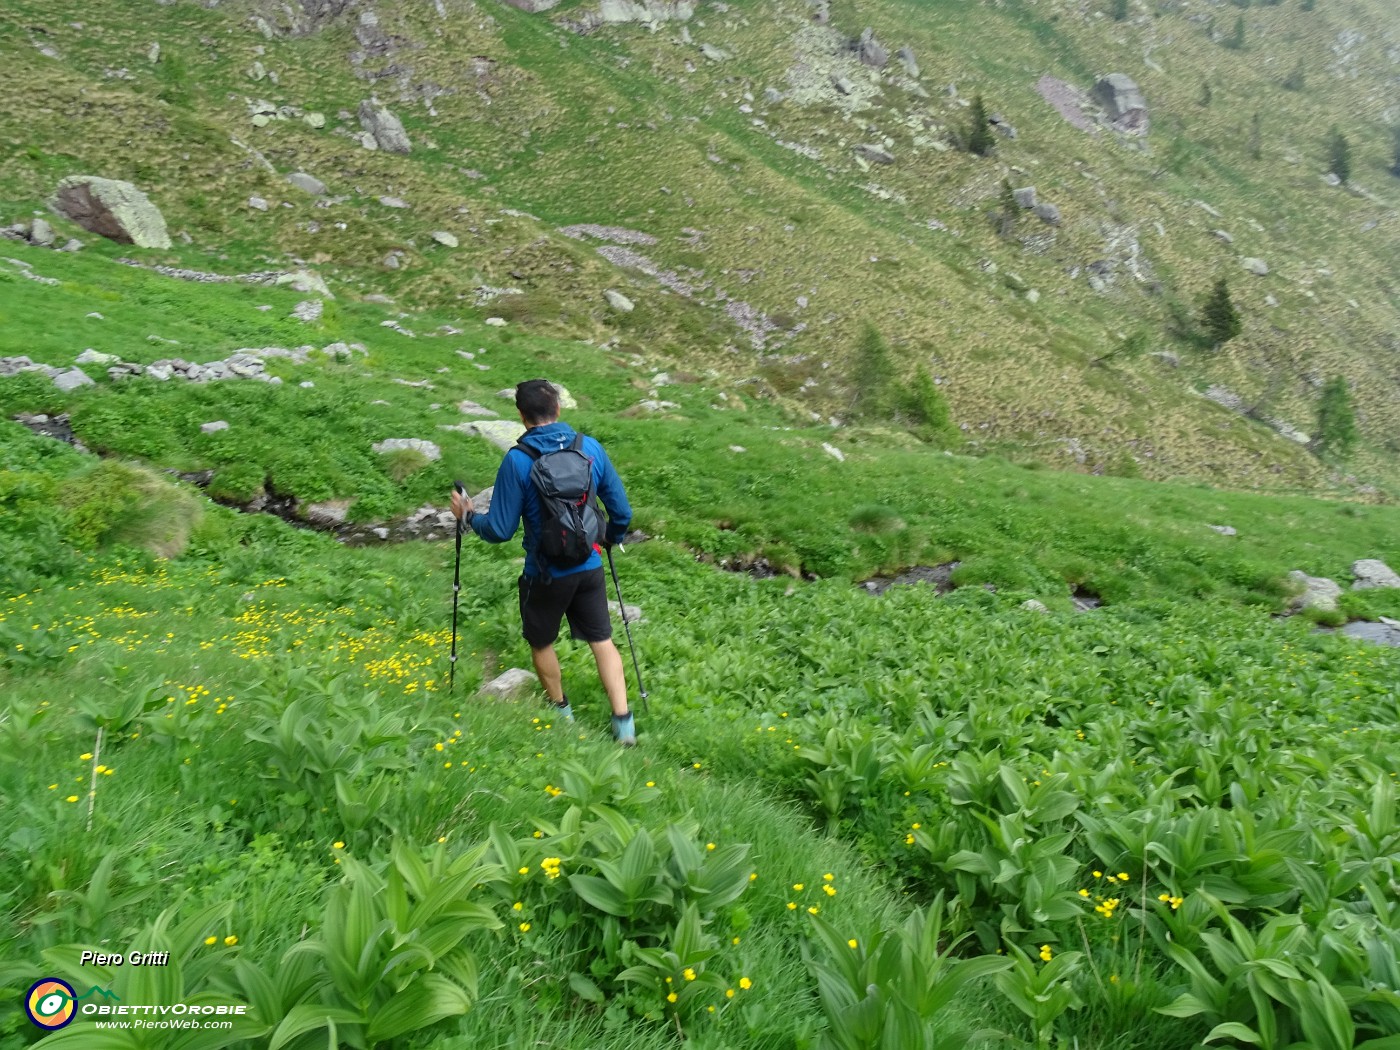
[518,421,576,454]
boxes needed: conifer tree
[1315,376,1357,458]
[967,94,995,157]
[997,180,1020,238]
[1327,126,1351,183]
[1281,59,1305,91]
[1200,278,1242,347]
[1224,15,1246,49]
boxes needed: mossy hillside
[2,0,1398,495]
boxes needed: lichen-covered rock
[1288,570,1342,612]
[357,99,411,154]
[50,176,171,249]
[372,438,442,461]
[604,289,635,312]
[1090,74,1149,135]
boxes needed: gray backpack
[515,434,604,570]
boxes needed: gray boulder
[479,668,537,699]
[1090,73,1149,135]
[29,218,56,247]
[501,0,561,10]
[448,419,527,451]
[1206,524,1237,536]
[1339,621,1400,647]
[301,499,354,527]
[1032,202,1061,226]
[856,27,889,68]
[1020,599,1050,614]
[200,420,229,434]
[457,400,497,417]
[76,349,118,366]
[372,438,442,461]
[896,46,919,78]
[700,43,729,62]
[275,270,334,298]
[52,368,94,393]
[50,176,171,249]
[855,144,895,165]
[286,172,328,196]
[831,74,856,95]
[1288,570,1342,612]
[1012,186,1037,209]
[604,289,635,312]
[1352,559,1400,590]
[611,603,644,624]
[1241,257,1269,276]
[292,299,324,323]
[431,230,459,247]
[358,99,412,154]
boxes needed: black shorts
[518,568,613,649]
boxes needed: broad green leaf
[1204,1021,1263,1045]
[268,1004,364,1050]
[568,972,605,1005]
[365,973,473,1044]
[568,873,630,916]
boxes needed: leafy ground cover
[2,395,1399,1046]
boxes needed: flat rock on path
[480,668,537,699]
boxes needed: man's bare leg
[530,645,565,703]
[589,639,630,716]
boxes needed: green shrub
[61,461,203,558]
[848,504,905,534]
[208,462,267,503]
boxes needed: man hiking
[450,379,638,745]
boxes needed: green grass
[3,0,1400,1044]
[1,487,1397,1046]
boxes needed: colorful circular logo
[25,978,77,1030]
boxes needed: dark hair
[516,379,561,425]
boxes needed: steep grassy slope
[2,0,1399,497]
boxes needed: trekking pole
[606,545,649,712]
[449,481,468,693]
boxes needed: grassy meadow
[2,242,1400,1047]
[2,0,1400,1043]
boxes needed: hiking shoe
[550,697,574,722]
[612,712,636,747]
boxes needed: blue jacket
[469,421,632,579]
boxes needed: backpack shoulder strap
[570,433,585,452]
[513,441,542,461]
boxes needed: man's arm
[468,452,527,543]
[591,442,632,545]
